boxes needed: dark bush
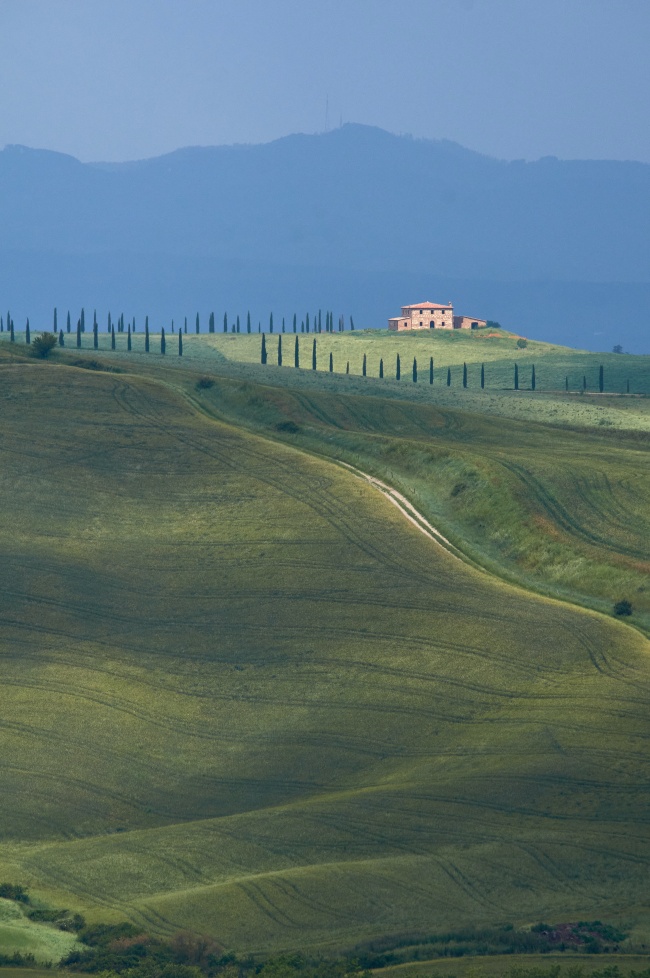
[30,333,58,358]
[196,377,215,389]
[614,599,633,616]
[0,883,29,903]
[516,338,528,348]
[275,421,300,433]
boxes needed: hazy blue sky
[0,0,648,163]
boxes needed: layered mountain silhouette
[1,124,648,350]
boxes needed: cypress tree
[294,335,299,368]
[93,309,98,331]
[396,353,401,380]
[565,376,569,391]
[447,367,451,386]
[77,320,82,348]
[599,364,604,392]
[232,322,236,333]
[463,361,467,388]
[350,316,355,330]
[53,308,58,332]
[413,357,417,383]
[429,357,434,384]
[93,322,98,349]
[531,364,536,390]
[6,310,9,332]
[236,315,240,333]
[161,327,166,355]
[362,353,367,376]
[184,317,188,334]
[247,312,251,334]
[107,312,111,333]
[195,313,199,334]
[209,312,215,333]
[583,374,587,391]
[132,316,136,332]
[10,319,14,342]
[329,351,333,372]
[277,334,282,366]
[312,338,317,370]
[58,329,64,347]
[80,308,85,332]
[179,330,183,356]
[127,325,132,351]
[145,315,148,334]
[306,313,310,333]
[269,313,274,333]
[25,319,31,344]
[379,358,384,379]
[282,317,285,333]
[481,363,485,389]
[67,311,71,333]
[261,333,267,364]
[145,321,150,352]
[111,325,115,349]
[223,312,228,333]
[171,319,174,333]
[514,363,519,390]
[346,361,350,374]
[293,313,297,333]
[258,322,260,333]
[1,316,3,332]
[318,310,322,333]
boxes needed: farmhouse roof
[402,302,453,309]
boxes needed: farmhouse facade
[388,302,487,332]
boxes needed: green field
[0,899,79,963]
[0,328,648,958]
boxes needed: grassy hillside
[0,357,649,955]
[0,899,79,963]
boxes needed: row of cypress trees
[261,337,615,392]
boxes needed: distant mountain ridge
[1,124,648,351]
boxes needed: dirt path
[336,460,470,564]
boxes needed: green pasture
[183,373,650,635]
[0,899,79,964]
[0,359,648,954]
[375,956,650,978]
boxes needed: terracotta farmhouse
[388,302,486,331]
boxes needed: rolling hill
[0,334,648,955]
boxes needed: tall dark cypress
[93,322,98,349]
[111,326,115,349]
[481,363,485,389]
[53,308,58,333]
[293,313,297,333]
[396,353,401,380]
[312,338,317,370]
[59,329,64,347]
[350,316,355,331]
[346,361,350,374]
[161,327,166,355]
[362,353,367,376]
[80,308,85,333]
[413,357,417,383]
[67,311,71,333]
[179,330,183,356]
[583,374,587,391]
[329,351,333,372]
[261,333,267,364]
[9,319,14,342]
[463,362,467,388]
[532,364,536,391]
[236,315,240,333]
[77,320,82,348]
[447,367,451,386]
[514,363,519,390]
[301,320,304,333]
[93,309,98,331]
[565,376,569,391]
[599,364,604,392]
[294,335,300,368]
[223,312,228,333]
[269,313,274,333]
[145,321,150,352]
[25,319,30,344]
[318,310,322,333]
[1,316,3,332]
[379,358,384,379]
[127,325,132,351]
[247,312,251,334]
[209,312,215,333]
[429,357,434,384]
[277,334,282,366]
[282,317,285,333]
[195,313,199,334]
[107,312,111,333]
[306,313,310,334]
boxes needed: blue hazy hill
[0,124,648,350]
